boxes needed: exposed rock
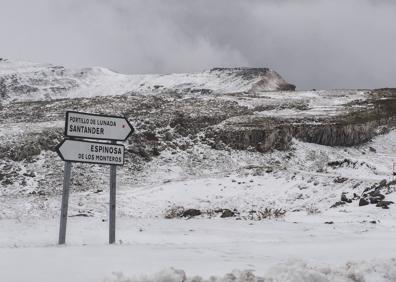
[352,193,360,200]
[341,193,352,203]
[328,159,356,168]
[293,121,379,147]
[369,191,385,200]
[359,198,370,206]
[335,177,348,184]
[182,209,202,218]
[220,209,235,218]
[378,179,387,188]
[209,117,292,153]
[210,67,296,92]
[369,196,382,204]
[330,201,346,208]
[376,201,394,209]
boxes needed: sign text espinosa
[57,139,125,166]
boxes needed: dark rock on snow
[220,209,235,218]
[376,201,394,209]
[182,209,202,218]
[359,198,370,206]
[341,193,352,203]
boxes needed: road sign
[65,111,134,141]
[57,111,133,245]
[56,139,125,166]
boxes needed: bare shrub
[306,204,321,215]
[164,206,185,219]
[246,208,286,220]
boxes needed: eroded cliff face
[206,89,396,151]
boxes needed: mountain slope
[0,59,295,103]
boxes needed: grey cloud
[0,0,395,89]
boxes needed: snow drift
[105,259,396,282]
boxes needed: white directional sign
[56,139,125,166]
[65,111,134,141]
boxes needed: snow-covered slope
[0,59,295,102]
[1,58,396,282]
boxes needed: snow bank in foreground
[105,258,396,282]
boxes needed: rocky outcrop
[292,121,379,146]
[210,67,296,92]
[208,116,293,152]
[332,179,396,209]
[292,90,396,146]
[205,89,396,151]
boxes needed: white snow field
[1,131,396,282]
[1,218,396,282]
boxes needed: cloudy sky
[1,0,395,89]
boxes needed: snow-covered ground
[0,59,293,103]
[1,130,395,281]
[220,89,370,117]
[1,217,396,282]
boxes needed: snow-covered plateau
[0,59,396,282]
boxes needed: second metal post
[59,161,72,245]
[109,141,117,244]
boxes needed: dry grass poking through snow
[163,206,286,220]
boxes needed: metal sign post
[56,111,134,245]
[109,141,117,244]
[59,161,72,245]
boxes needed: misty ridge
[1,0,395,90]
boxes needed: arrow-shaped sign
[65,111,134,141]
[56,139,125,166]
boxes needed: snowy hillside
[0,59,396,282]
[0,59,295,103]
